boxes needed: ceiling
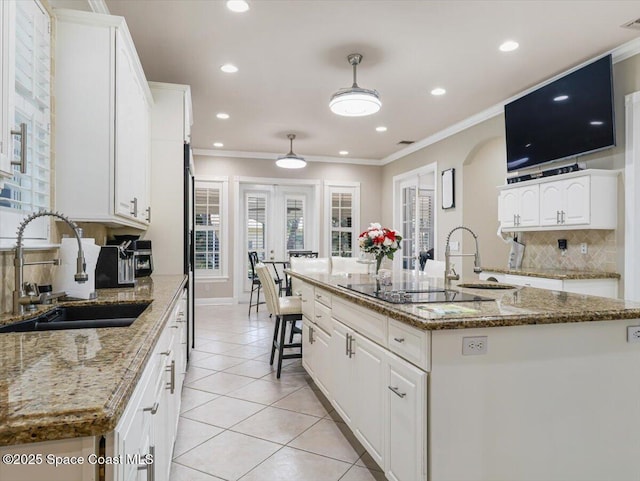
[58,1,640,163]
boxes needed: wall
[380,52,640,284]
[194,154,382,301]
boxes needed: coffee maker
[132,240,153,277]
[95,243,135,288]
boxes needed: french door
[240,183,317,295]
[395,171,436,273]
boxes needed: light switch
[449,241,460,251]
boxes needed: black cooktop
[338,282,492,304]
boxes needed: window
[324,181,360,257]
[285,195,305,251]
[195,179,227,277]
[0,1,51,247]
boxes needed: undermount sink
[457,282,517,290]
[0,302,151,333]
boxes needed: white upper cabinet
[0,0,51,246]
[498,170,617,232]
[540,176,590,226]
[54,9,152,228]
[498,184,539,228]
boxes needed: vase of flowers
[358,223,403,275]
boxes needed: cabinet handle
[348,335,355,358]
[393,337,405,343]
[145,206,151,222]
[170,325,179,329]
[160,350,171,356]
[388,385,407,398]
[315,294,321,299]
[10,123,27,174]
[137,445,155,481]
[556,210,561,224]
[345,333,350,355]
[309,326,314,344]
[166,360,175,394]
[143,402,159,415]
[130,197,138,217]
[561,210,565,224]
[516,214,521,226]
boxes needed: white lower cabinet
[110,289,187,481]
[480,271,619,298]
[299,280,429,480]
[386,353,427,481]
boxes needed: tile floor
[170,303,388,481]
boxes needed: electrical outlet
[450,241,460,252]
[627,326,640,343]
[462,336,488,355]
[580,242,588,254]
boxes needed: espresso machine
[95,242,135,288]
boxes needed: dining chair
[254,263,303,378]
[247,251,263,315]
[288,250,319,258]
[331,256,370,275]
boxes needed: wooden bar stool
[255,263,302,378]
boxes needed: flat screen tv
[505,54,615,173]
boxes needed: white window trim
[324,180,360,258]
[194,176,228,279]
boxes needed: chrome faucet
[444,226,482,288]
[13,211,88,314]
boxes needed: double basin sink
[0,302,151,333]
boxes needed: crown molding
[194,38,640,168]
[193,149,383,166]
[381,36,640,165]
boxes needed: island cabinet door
[312,324,332,397]
[331,320,356,426]
[302,318,316,377]
[353,333,387,467]
[386,353,428,481]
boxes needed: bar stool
[255,263,302,378]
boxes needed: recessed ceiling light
[339,151,349,156]
[226,0,249,13]
[220,63,238,73]
[553,95,569,102]
[499,40,519,52]
[431,87,446,96]
[375,126,387,132]
[216,113,230,119]
[213,142,224,148]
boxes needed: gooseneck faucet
[444,226,482,288]
[13,211,88,314]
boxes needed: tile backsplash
[520,229,617,272]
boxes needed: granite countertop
[0,275,186,446]
[482,266,620,280]
[287,271,640,331]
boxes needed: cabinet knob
[393,337,405,343]
[143,402,159,415]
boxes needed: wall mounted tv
[505,54,615,173]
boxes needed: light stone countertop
[481,267,620,280]
[287,271,640,331]
[0,275,186,446]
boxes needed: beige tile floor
[170,303,388,481]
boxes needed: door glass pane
[330,191,354,257]
[286,197,304,251]
[247,194,266,276]
[402,187,416,269]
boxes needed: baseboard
[196,297,235,306]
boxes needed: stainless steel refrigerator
[184,143,195,353]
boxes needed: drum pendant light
[276,134,307,169]
[329,53,381,117]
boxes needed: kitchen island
[288,270,640,481]
[0,275,187,481]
